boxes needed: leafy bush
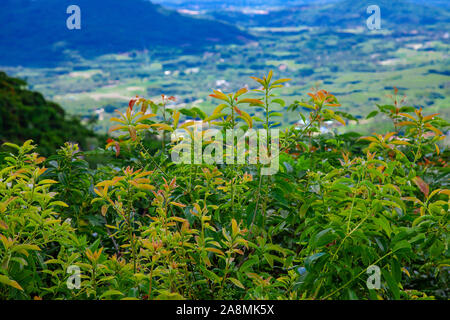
[0,72,448,300]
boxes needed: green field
[3,26,449,134]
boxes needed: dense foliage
[0,72,448,300]
[0,72,100,156]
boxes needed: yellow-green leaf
[0,275,23,291]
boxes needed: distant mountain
[151,0,338,10]
[0,0,252,67]
[209,0,450,29]
[0,71,99,155]
[271,0,449,28]
[409,0,450,8]
[155,0,448,10]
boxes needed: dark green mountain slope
[0,0,252,66]
[0,71,98,155]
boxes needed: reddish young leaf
[129,98,137,110]
[413,176,429,198]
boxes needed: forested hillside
[0,72,99,155]
[0,0,251,66]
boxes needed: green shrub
[0,72,448,300]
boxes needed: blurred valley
[1,0,449,135]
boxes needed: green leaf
[299,202,310,218]
[49,201,69,207]
[155,290,185,300]
[200,267,221,284]
[229,277,245,289]
[313,228,338,248]
[399,106,415,113]
[2,142,21,150]
[366,111,379,119]
[269,112,283,118]
[377,104,396,113]
[304,252,327,272]
[381,269,400,300]
[100,290,124,299]
[264,253,274,267]
[271,99,285,107]
[0,275,23,291]
[240,256,259,272]
[191,107,207,120]
[179,108,197,117]
[11,244,41,253]
[392,240,411,252]
[212,104,228,114]
[272,78,291,85]
[296,102,315,110]
[204,113,227,122]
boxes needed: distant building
[94,108,105,121]
[278,64,288,72]
[185,67,200,74]
[215,80,230,88]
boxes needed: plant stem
[230,103,236,217]
[322,251,394,300]
[250,165,263,232]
